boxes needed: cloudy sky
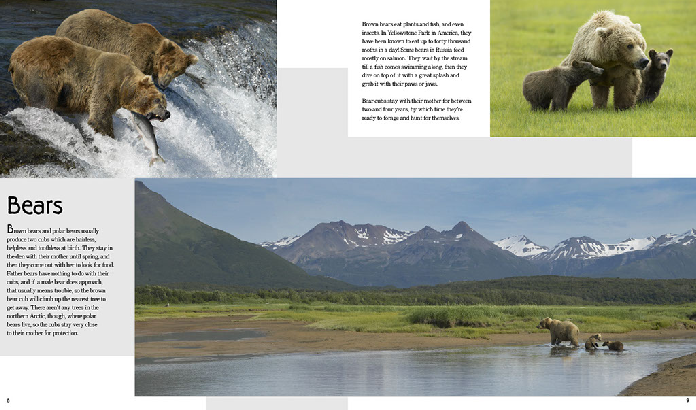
[139,179,696,247]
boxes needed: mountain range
[494,231,696,277]
[262,221,696,286]
[261,220,539,287]
[133,181,696,290]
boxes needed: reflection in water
[549,346,577,357]
[135,339,696,396]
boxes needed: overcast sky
[139,179,696,247]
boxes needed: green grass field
[135,302,696,339]
[491,0,696,136]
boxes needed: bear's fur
[603,340,624,351]
[537,317,580,347]
[638,49,673,104]
[585,333,603,349]
[561,11,648,110]
[9,36,169,138]
[56,9,198,88]
[523,61,604,111]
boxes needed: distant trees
[135,277,696,306]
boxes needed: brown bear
[638,49,673,104]
[523,61,604,111]
[537,317,580,347]
[9,36,169,138]
[56,9,198,88]
[603,340,624,351]
[584,333,603,349]
[561,11,649,110]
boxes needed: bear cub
[585,333,603,349]
[603,340,624,351]
[523,61,604,111]
[638,49,673,104]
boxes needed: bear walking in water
[56,9,198,89]
[603,340,624,351]
[638,49,673,104]
[523,61,604,111]
[537,317,580,347]
[561,11,648,110]
[9,36,169,138]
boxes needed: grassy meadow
[135,302,696,339]
[491,0,696,136]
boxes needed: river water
[135,337,696,396]
[0,0,276,177]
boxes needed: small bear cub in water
[638,49,673,104]
[585,333,602,349]
[603,340,624,351]
[523,61,604,111]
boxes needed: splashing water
[3,21,277,178]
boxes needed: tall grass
[491,0,696,136]
[407,304,696,336]
[136,302,696,339]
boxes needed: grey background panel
[278,68,631,177]
[207,397,348,410]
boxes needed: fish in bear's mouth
[146,111,170,122]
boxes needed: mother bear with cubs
[524,10,653,111]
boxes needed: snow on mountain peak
[383,229,415,245]
[260,235,301,249]
[654,229,696,247]
[494,235,549,257]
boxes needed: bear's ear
[632,23,641,32]
[161,39,177,54]
[595,27,613,39]
[649,49,656,59]
[187,54,199,66]
[667,49,673,57]
[572,60,580,68]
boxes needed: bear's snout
[636,58,649,69]
[660,62,668,70]
[163,110,170,120]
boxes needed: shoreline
[135,316,696,359]
[619,352,696,396]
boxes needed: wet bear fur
[9,36,168,138]
[56,9,198,88]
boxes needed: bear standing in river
[523,61,604,110]
[56,9,198,88]
[537,317,580,347]
[561,11,649,110]
[9,36,169,138]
